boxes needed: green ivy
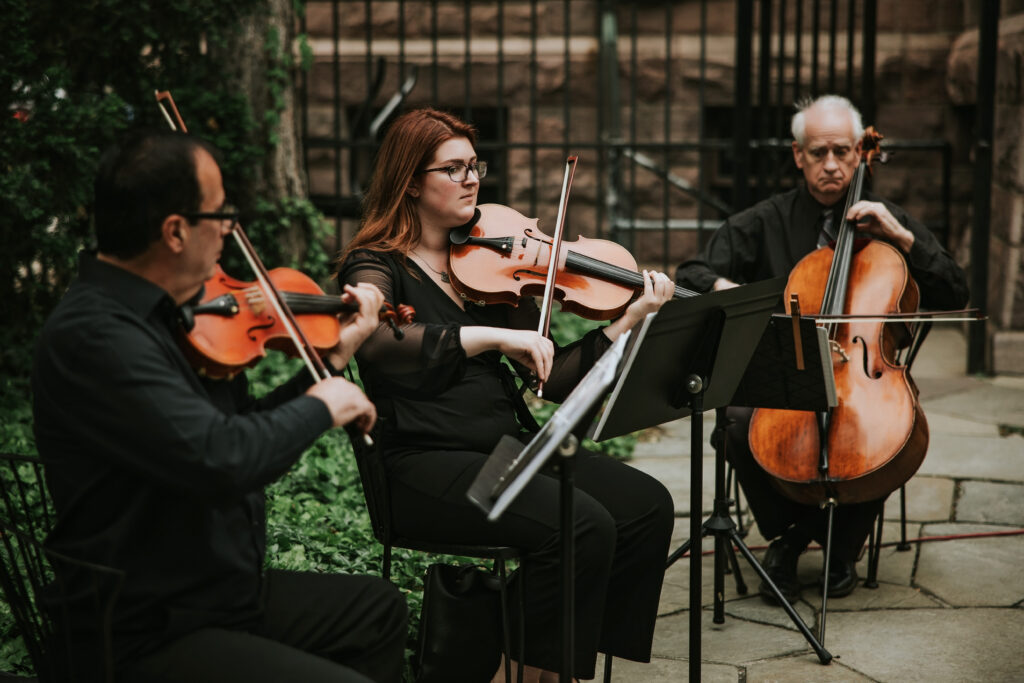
[1,0,332,369]
[0,3,641,674]
[0,0,345,675]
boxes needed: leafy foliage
[0,0,344,674]
[0,0,327,374]
[0,2,642,675]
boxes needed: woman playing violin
[337,108,675,681]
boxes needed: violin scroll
[861,126,888,172]
[381,303,416,340]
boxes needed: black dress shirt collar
[78,250,180,329]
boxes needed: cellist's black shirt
[675,184,969,310]
[31,252,331,665]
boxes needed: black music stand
[591,279,833,681]
[733,311,863,647]
[467,332,631,683]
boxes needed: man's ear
[162,215,187,254]
[791,141,804,170]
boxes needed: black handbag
[415,563,503,683]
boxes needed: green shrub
[0,2,641,673]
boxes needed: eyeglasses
[181,204,240,229]
[415,161,487,182]
[804,145,855,162]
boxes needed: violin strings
[564,250,697,298]
[235,287,343,315]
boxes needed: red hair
[340,108,477,262]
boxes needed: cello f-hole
[852,336,879,378]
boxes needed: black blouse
[339,250,612,459]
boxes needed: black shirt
[31,252,332,664]
[675,185,969,311]
[339,250,612,460]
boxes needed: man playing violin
[31,129,406,682]
[676,95,968,603]
[337,108,675,682]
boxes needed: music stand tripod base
[591,280,833,676]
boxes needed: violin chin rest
[448,208,482,245]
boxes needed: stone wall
[948,11,1024,372]
[301,1,1021,369]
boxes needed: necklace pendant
[440,271,450,283]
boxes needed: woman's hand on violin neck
[460,327,554,382]
[605,270,675,341]
[327,283,386,369]
[306,377,378,431]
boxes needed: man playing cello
[676,95,968,603]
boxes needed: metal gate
[299,0,995,370]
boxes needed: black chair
[864,320,933,586]
[0,453,123,682]
[349,437,526,682]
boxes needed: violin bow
[154,91,330,385]
[154,91,373,444]
[535,155,578,398]
[804,308,985,324]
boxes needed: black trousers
[121,570,408,683]
[722,406,883,563]
[388,445,674,680]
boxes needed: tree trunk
[218,0,309,264]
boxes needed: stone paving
[607,327,1024,682]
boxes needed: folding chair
[0,453,123,682]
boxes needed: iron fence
[300,0,968,276]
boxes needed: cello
[748,127,928,506]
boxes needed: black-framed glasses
[181,204,240,229]
[415,161,487,182]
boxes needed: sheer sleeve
[504,296,613,404]
[338,250,468,396]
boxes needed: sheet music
[476,331,629,521]
[589,312,657,442]
[586,277,788,440]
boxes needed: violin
[179,265,415,379]
[447,203,697,321]
[154,90,413,408]
[748,127,928,505]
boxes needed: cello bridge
[830,340,850,363]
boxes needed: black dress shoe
[758,539,803,604]
[823,559,858,598]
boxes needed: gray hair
[791,95,864,147]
